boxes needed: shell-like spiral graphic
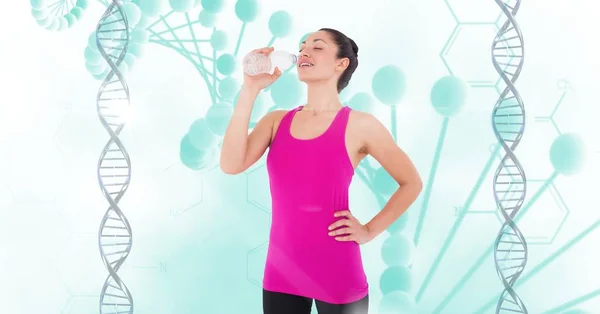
[491,1,528,313]
[94,1,134,313]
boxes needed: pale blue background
[1,0,599,313]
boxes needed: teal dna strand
[491,0,528,313]
[94,0,134,313]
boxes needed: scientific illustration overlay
[28,0,593,312]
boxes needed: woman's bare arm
[220,86,280,174]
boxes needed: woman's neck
[305,82,342,111]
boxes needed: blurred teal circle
[270,72,303,109]
[57,16,69,31]
[219,76,239,101]
[216,53,236,76]
[349,92,376,113]
[36,15,53,28]
[210,30,228,51]
[88,32,99,51]
[84,46,103,65]
[373,166,398,196]
[170,0,195,12]
[31,0,46,10]
[131,28,150,44]
[180,135,217,171]
[381,233,415,267]
[31,7,49,20]
[46,17,60,31]
[430,75,468,117]
[188,118,219,150]
[379,291,417,314]
[199,10,217,28]
[137,0,163,17]
[372,65,406,106]
[85,61,107,75]
[379,266,412,295]
[235,0,258,23]
[64,13,77,27]
[121,2,142,27]
[549,133,587,175]
[268,11,292,38]
[70,6,84,20]
[201,0,224,13]
[206,101,234,136]
[76,0,88,9]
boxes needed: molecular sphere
[121,2,142,27]
[71,6,84,20]
[381,232,415,267]
[199,10,217,28]
[84,46,103,65]
[430,75,468,117]
[219,76,240,101]
[31,7,49,19]
[210,30,228,51]
[372,65,406,106]
[235,0,259,23]
[349,93,376,113]
[549,133,587,175]
[268,11,293,38]
[217,53,237,76]
[170,0,195,12]
[270,72,303,109]
[180,135,218,170]
[188,118,219,150]
[206,102,234,136]
[378,291,417,314]
[31,0,46,10]
[379,266,413,295]
[131,28,150,44]
[137,0,164,17]
[86,61,107,75]
[201,0,224,13]
[64,13,77,27]
[76,0,88,9]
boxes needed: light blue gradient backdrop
[1,0,599,313]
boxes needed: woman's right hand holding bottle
[242,47,282,92]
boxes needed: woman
[220,28,422,314]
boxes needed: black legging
[263,289,369,314]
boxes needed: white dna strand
[95,0,134,313]
[491,0,528,313]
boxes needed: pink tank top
[263,105,369,304]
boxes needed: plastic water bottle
[243,50,298,76]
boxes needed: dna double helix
[94,0,134,313]
[491,0,528,313]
